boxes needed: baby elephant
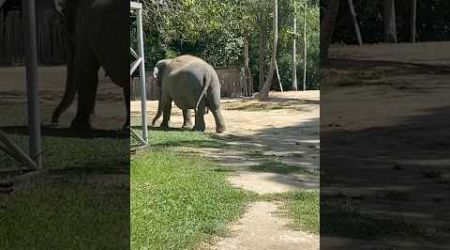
[153,55,226,133]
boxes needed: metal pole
[136,6,148,144]
[22,0,42,168]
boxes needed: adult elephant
[51,0,129,130]
[153,55,226,133]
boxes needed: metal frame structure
[130,1,148,145]
[0,0,42,171]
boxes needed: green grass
[283,191,319,234]
[0,134,128,171]
[131,150,250,250]
[149,130,224,149]
[259,191,319,234]
[249,161,314,175]
[0,117,129,248]
[0,182,129,249]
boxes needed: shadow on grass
[248,160,313,175]
[1,125,128,139]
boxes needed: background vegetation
[327,0,450,44]
[137,0,320,90]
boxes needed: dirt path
[0,66,126,130]
[205,202,318,250]
[321,42,450,248]
[132,91,320,249]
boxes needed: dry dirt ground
[132,90,320,249]
[0,66,126,130]
[322,42,450,248]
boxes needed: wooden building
[131,66,254,101]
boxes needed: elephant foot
[216,125,226,133]
[182,122,193,130]
[51,117,59,125]
[160,121,171,130]
[121,124,130,131]
[70,117,92,131]
[192,125,205,132]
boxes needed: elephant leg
[193,100,206,132]
[122,84,130,130]
[52,38,75,124]
[207,92,226,133]
[160,94,172,129]
[70,47,100,130]
[51,78,76,124]
[182,109,193,129]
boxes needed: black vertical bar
[22,0,42,168]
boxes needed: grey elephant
[51,0,129,130]
[153,55,226,133]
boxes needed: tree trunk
[258,16,267,91]
[320,0,340,64]
[384,0,397,43]
[275,60,283,92]
[348,0,363,45]
[257,0,278,101]
[410,0,417,43]
[243,36,253,96]
[303,0,307,91]
[292,15,298,91]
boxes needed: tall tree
[292,5,298,91]
[303,0,307,91]
[384,0,398,43]
[257,0,279,100]
[243,36,253,95]
[410,0,417,43]
[348,0,363,45]
[320,0,340,63]
[258,14,267,90]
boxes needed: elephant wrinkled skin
[153,55,226,133]
[51,0,130,130]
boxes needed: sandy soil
[203,202,318,250]
[132,90,320,193]
[133,90,320,249]
[322,42,450,248]
[330,41,450,66]
[0,66,126,130]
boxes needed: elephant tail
[152,94,163,126]
[195,70,211,112]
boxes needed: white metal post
[137,6,148,144]
[130,2,148,145]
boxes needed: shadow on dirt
[321,103,450,245]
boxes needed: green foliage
[331,0,450,43]
[141,0,320,90]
